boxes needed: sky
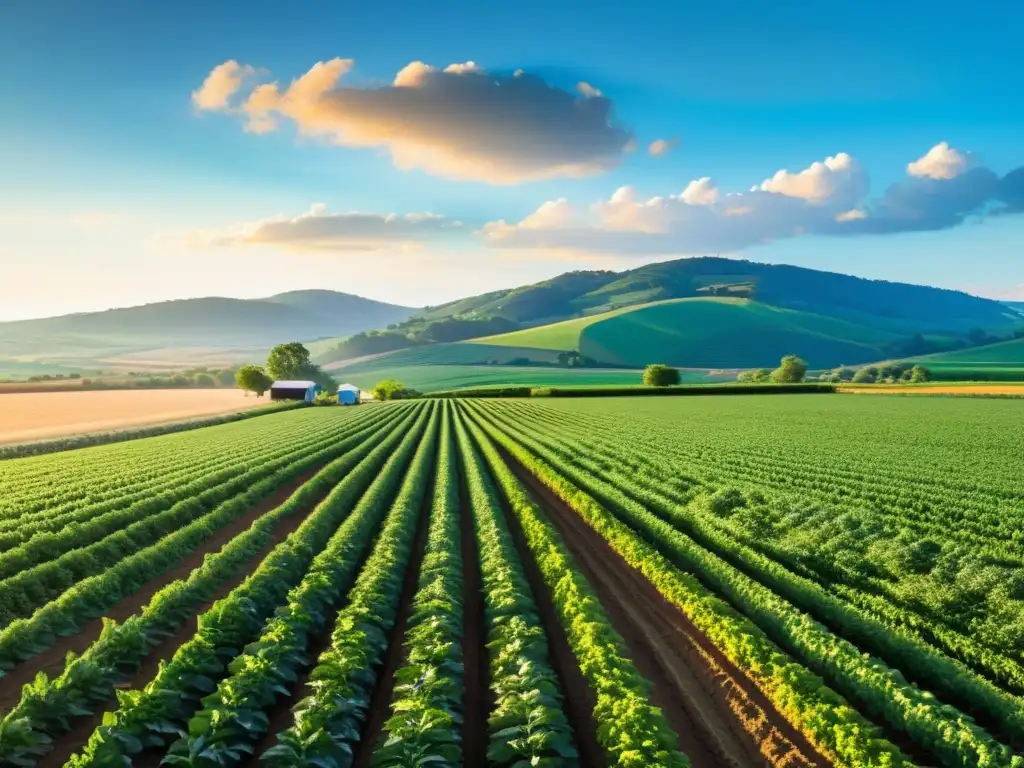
[1,0,1022,321]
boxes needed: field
[0,396,1022,768]
[907,337,1024,381]
[842,383,1024,395]
[0,388,270,445]
[474,297,899,368]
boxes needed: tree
[852,366,878,384]
[236,365,272,397]
[372,379,420,401]
[771,355,808,384]
[738,368,772,383]
[909,365,932,383]
[216,368,236,386]
[194,373,216,387]
[643,364,680,387]
[836,367,857,382]
[266,342,312,380]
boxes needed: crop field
[0,389,271,445]
[0,395,1022,767]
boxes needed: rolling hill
[0,291,417,367]
[474,297,902,368]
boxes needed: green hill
[0,291,416,365]
[907,337,1024,381]
[475,297,902,368]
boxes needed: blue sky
[1,0,1021,320]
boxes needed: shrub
[771,355,808,384]
[643,364,680,387]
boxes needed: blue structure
[270,380,321,403]
[337,383,360,405]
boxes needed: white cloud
[194,58,633,184]
[191,60,258,111]
[181,203,464,252]
[835,208,867,222]
[907,142,970,180]
[648,138,678,157]
[759,152,866,205]
[681,177,719,206]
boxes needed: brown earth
[0,388,269,445]
[459,471,490,766]
[505,452,832,768]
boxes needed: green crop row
[0,410,407,673]
[0,413,380,628]
[486,402,1024,750]
[372,402,465,768]
[452,407,579,768]
[0,406,415,766]
[64,403,431,767]
[462,406,690,768]
[262,407,440,767]
[470,401,1024,768]
[162,404,439,767]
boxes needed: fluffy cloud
[191,60,258,111]
[907,141,970,180]
[648,138,678,157]
[758,152,867,205]
[184,203,464,252]
[481,144,1024,255]
[194,58,634,184]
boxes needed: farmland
[0,395,1022,767]
[0,388,272,445]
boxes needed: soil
[27,466,330,768]
[504,451,833,768]
[458,470,490,766]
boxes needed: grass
[905,337,1024,381]
[474,297,898,368]
[330,364,652,392]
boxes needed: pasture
[0,395,1021,768]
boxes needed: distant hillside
[415,257,1015,334]
[475,297,902,368]
[0,290,416,365]
[1006,301,1024,315]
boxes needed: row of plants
[0,406,417,765]
[0,406,413,674]
[162,404,441,767]
[461,407,690,768]
[488,403,1024,748]
[0,410,371,569]
[0,410,388,628]
[469,402,1023,768]
[451,408,579,767]
[261,408,441,767]
[0,401,322,512]
[65,403,432,767]
[372,403,465,767]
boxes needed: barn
[270,380,321,403]
[337,383,360,406]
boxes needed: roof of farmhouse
[337,383,360,392]
[271,380,319,388]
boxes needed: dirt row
[503,451,833,768]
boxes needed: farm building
[337,383,360,405]
[270,380,321,403]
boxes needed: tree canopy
[771,355,808,384]
[642,364,681,387]
[235,365,272,396]
[266,342,337,393]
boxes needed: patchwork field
[0,388,269,445]
[0,395,1021,767]
[907,337,1024,381]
